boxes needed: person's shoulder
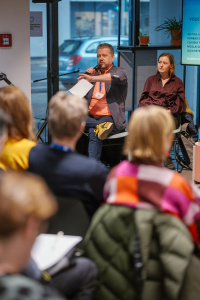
[4,138,36,149]
[172,75,183,84]
[107,160,134,179]
[28,143,49,163]
[30,143,49,153]
[111,65,126,73]
[74,152,109,174]
[21,139,36,147]
[169,170,198,198]
[0,274,64,300]
[148,74,158,81]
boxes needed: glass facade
[30,2,48,142]
[30,0,200,143]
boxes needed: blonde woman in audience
[0,86,36,170]
[0,171,65,300]
[84,105,200,300]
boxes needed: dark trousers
[85,115,121,161]
[49,257,98,300]
[23,257,97,300]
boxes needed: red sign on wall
[0,34,12,47]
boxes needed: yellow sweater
[0,138,36,171]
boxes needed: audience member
[0,171,65,300]
[139,52,185,169]
[0,108,11,164]
[78,43,127,161]
[28,92,109,218]
[0,86,36,171]
[0,171,98,300]
[83,106,200,300]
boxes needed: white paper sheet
[31,233,82,271]
[68,79,93,98]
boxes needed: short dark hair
[97,43,114,55]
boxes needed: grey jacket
[86,65,128,131]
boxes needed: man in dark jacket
[28,92,109,219]
[78,43,128,161]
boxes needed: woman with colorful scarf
[84,105,200,300]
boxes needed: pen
[52,231,64,250]
[99,82,101,92]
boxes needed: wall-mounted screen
[182,0,200,65]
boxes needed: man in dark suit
[28,92,109,218]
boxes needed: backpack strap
[132,210,143,299]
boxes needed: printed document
[31,233,82,271]
[68,79,93,98]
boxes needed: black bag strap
[132,210,143,299]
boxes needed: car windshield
[59,40,83,55]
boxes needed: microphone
[84,64,101,75]
[0,73,13,85]
[94,64,101,71]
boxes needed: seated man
[78,43,128,161]
[28,92,109,219]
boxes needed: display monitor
[182,0,200,65]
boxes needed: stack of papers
[68,79,93,98]
[31,233,82,271]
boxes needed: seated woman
[0,171,65,300]
[139,52,185,169]
[0,86,36,171]
[83,106,200,300]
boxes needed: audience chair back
[101,131,128,166]
[47,196,90,238]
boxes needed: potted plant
[155,17,182,46]
[138,34,149,46]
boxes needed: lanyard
[99,82,102,92]
[50,143,73,153]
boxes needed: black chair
[101,131,128,166]
[76,131,128,167]
[47,196,90,238]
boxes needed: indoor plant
[138,33,149,46]
[155,17,182,46]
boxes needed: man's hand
[78,74,94,82]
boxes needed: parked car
[59,36,128,89]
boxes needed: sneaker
[94,122,114,140]
[164,157,176,170]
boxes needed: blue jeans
[85,115,121,161]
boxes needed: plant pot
[138,36,149,46]
[170,30,181,46]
